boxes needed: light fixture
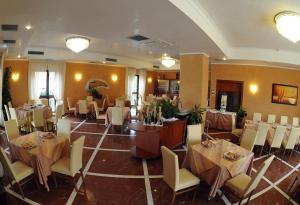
[66,36,90,53]
[75,73,82,81]
[12,73,20,81]
[275,11,300,43]
[249,84,258,94]
[17,54,21,58]
[147,77,152,83]
[111,74,118,82]
[25,24,32,30]
[161,53,176,68]
[222,57,227,61]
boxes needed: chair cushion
[175,168,200,191]
[51,157,71,176]
[47,117,57,124]
[12,161,34,182]
[225,173,252,197]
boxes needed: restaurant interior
[0,0,300,205]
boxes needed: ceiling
[1,0,300,68]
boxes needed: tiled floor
[1,116,300,205]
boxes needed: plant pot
[236,116,245,128]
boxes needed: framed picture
[272,84,298,106]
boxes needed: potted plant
[187,104,204,125]
[236,106,247,128]
[159,99,179,119]
[88,87,102,99]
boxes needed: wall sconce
[249,84,258,94]
[111,74,118,82]
[11,73,20,81]
[75,73,82,81]
[147,77,152,83]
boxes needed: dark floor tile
[248,188,293,205]
[277,171,300,203]
[75,123,106,133]
[71,132,101,148]
[73,175,147,205]
[101,134,136,150]
[89,150,144,175]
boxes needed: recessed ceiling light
[66,36,90,53]
[25,24,32,30]
[223,57,227,61]
[275,11,300,43]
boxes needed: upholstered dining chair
[161,146,200,205]
[4,105,10,120]
[67,97,76,114]
[78,100,89,118]
[39,98,49,106]
[223,155,275,205]
[46,104,63,131]
[252,112,262,123]
[86,95,93,102]
[288,169,300,200]
[0,147,39,199]
[281,127,300,160]
[267,114,276,124]
[98,98,106,112]
[51,136,86,193]
[106,95,114,107]
[280,116,288,125]
[267,125,286,154]
[115,99,125,107]
[111,106,124,132]
[186,124,202,147]
[292,117,299,127]
[93,102,105,120]
[56,119,71,140]
[31,108,46,131]
[9,107,28,132]
[240,128,257,152]
[254,122,270,156]
[8,101,13,108]
[4,120,20,142]
[28,99,35,105]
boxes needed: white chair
[280,116,288,125]
[78,100,89,118]
[4,104,10,120]
[115,99,124,107]
[282,127,300,160]
[254,122,270,156]
[224,155,275,205]
[111,107,124,132]
[67,97,76,114]
[9,107,28,132]
[57,119,71,141]
[93,101,105,120]
[267,114,276,124]
[4,120,20,142]
[39,98,49,106]
[8,101,13,108]
[28,99,35,105]
[252,112,262,123]
[86,96,93,102]
[98,98,106,112]
[51,136,86,193]
[46,104,63,131]
[292,117,299,127]
[0,147,39,199]
[186,124,202,147]
[31,108,45,131]
[161,146,200,205]
[106,95,114,107]
[267,125,286,154]
[240,129,257,152]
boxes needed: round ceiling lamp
[275,11,300,43]
[161,53,176,68]
[66,36,90,53]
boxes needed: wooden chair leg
[245,191,254,205]
[282,148,287,160]
[16,182,25,199]
[288,150,293,162]
[52,172,58,188]
[191,186,198,204]
[259,146,264,156]
[34,176,41,191]
[171,192,176,205]
[79,169,86,194]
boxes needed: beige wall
[179,54,209,109]
[211,64,300,122]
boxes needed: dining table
[16,104,52,121]
[205,110,236,131]
[244,120,300,145]
[182,139,254,199]
[9,131,70,191]
[105,106,131,126]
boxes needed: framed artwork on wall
[272,84,298,106]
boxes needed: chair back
[4,120,19,141]
[70,136,85,176]
[8,108,18,120]
[78,100,88,114]
[271,125,286,148]
[240,129,257,152]
[4,105,10,120]
[292,117,299,127]
[8,101,13,108]
[161,146,179,191]
[284,127,300,149]
[244,155,275,196]
[33,108,45,127]
[86,96,93,102]
[267,114,276,124]
[280,116,288,125]
[100,98,106,110]
[253,113,262,123]
[28,99,35,105]
[115,99,124,107]
[67,98,73,109]
[39,98,49,106]
[55,104,63,120]
[57,119,71,140]
[0,148,17,181]
[93,102,101,119]
[254,122,270,146]
[111,107,123,125]
[187,124,202,146]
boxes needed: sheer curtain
[0,54,4,126]
[138,69,147,105]
[127,67,136,104]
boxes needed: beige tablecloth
[16,105,52,121]
[9,132,69,191]
[205,110,236,131]
[182,139,253,199]
[244,120,300,145]
[105,107,131,126]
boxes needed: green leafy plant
[237,106,247,117]
[88,87,102,99]
[159,99,179,119]
[2,67,12,120]
[187,104,204,125]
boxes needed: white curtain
[138,69,146,105]
[127,67,136,105]
[0,54,4,126]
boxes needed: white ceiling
[1,0,300,68]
